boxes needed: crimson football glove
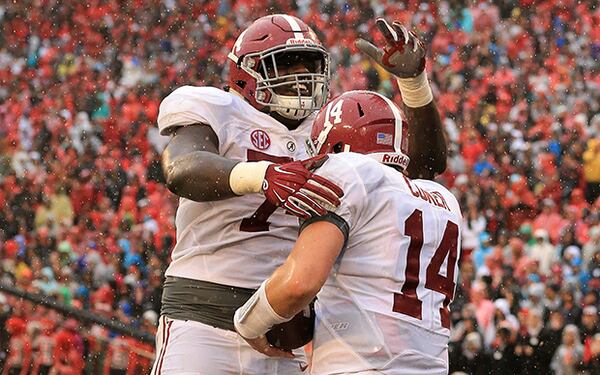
[263,155,344,219]
[356,19,426,78]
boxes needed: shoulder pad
[157,86,233,135]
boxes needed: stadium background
[0,0,599,373]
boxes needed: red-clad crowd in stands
[0,0,599,373]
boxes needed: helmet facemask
[240,45,330,120]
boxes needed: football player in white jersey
[154,14,447,375]
[234,91,462,375]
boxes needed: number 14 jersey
[309,153,462,374]
[157,85,312,288]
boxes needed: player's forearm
[266,263,321,318]
[394,70,447,179]
[266,221,345,317]
[162,150,239,201]
[234,222,343,340]
[403,100,447,179]
[232,262,320,340]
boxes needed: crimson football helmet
[228,14,330,120]
[307,90,410,170]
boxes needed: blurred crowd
[0,0,598,373]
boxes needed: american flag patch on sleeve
[376,133,393,146]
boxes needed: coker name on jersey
[308,153,461,375]
[234,91,462,375]
[153,13,449,375]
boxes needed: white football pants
[151,316,308,375]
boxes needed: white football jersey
[309,153,462,375]
[157,86,312,288]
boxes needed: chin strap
[270,94,314,120]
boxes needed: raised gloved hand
[356,19,432,108]
[356,18,426,78]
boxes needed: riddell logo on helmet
[286,38,316,45]
[382,153,408,166]
[251,129,271,150]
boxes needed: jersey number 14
[393,209,459,329]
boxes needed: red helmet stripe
[373,92,404,154]
[280,14,304,39]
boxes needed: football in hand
[266,303,314,351]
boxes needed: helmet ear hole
[332,142,344,153]
[253,34,269,42]
[357,103,365,117]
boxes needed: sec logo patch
[251,129,271,150]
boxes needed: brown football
[266,303,314,351]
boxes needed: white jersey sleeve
[157,86,233,137]
[308,153,462,374]
[307,153,378,232]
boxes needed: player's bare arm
[403,101,446,179]
[357,18,447,179]
[162,124,344,218]
[162,124,238,201]
[265,220,344,316]
[233,220,345,358]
